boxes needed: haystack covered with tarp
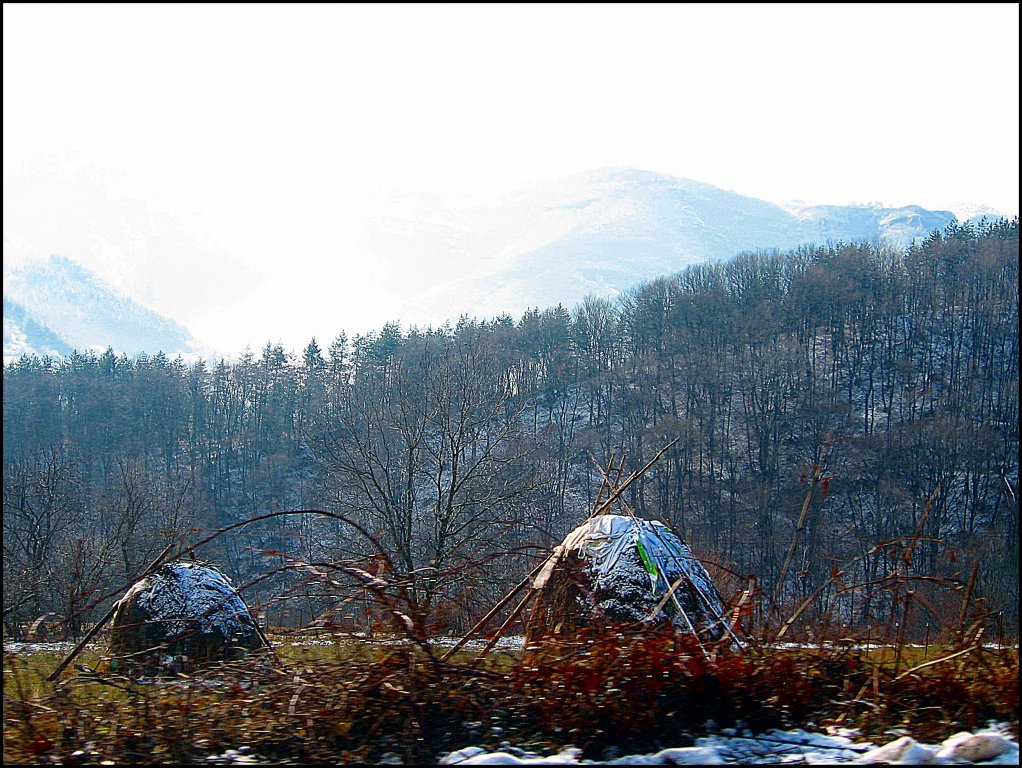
[525,514,738,649]
[440,445,744,664]
[109,560,267,670]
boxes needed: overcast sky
[3,3,1019,355]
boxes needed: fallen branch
[893,645,980,681]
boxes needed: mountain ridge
[3,255,201,364]
[390,168,970,328]
[4,168,1010,361]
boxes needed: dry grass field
[3,625,1017,764]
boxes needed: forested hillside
[3,219,1018,639]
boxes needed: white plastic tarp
[538,514,733,641]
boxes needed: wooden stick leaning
[588,452,616,516]
[774,437,832,604]
[471,587,540,665]
[592,439,678,518]
[439,561,546,662]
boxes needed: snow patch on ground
[3,641,78,654]
[438,724,1019,765]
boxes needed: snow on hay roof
[117,560,254,638]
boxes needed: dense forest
[3,219,1018,641]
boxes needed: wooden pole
[956,560,980,647]
[589,452,616,516]
[593,440,677,517]
[610,453,627,496]
[774,437,831,604]
[440,561,545,662]
[471,588,539,664]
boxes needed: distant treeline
[3,218,1018,638]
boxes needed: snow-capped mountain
[3,255,201,363]
[379,169,963,327]
[3,296,74,363]
[4,167,1005,361]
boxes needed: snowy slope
[5,167,997,357]
[3,255,201,360]
[781,201,954,247]
[3,295,74,364]
[385,169,961,329]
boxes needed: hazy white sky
[3,3,1019,355]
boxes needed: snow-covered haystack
[525,515,735,648]
[109,560,267,671]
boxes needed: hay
[524,549,591,643]
[108,560,266,672]
[524,515,732,649]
